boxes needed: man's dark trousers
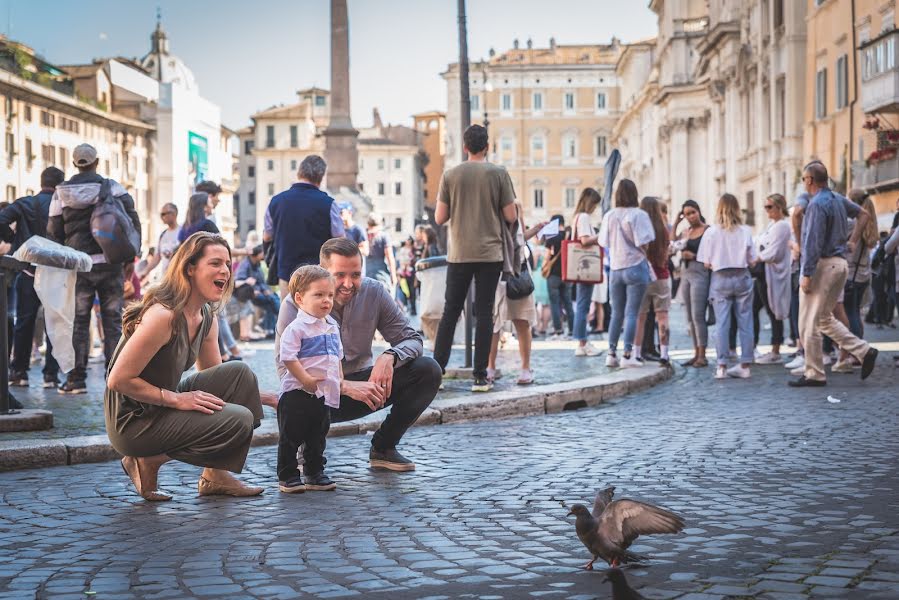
[11,273,59,380]
[69,266,124,383]
[432,262,502,380]
[276,388,329,482]
[329,356,441,451]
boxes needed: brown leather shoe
[197,475,263,497]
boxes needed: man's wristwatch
[384,349,399,365]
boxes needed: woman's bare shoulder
[138,303,176,331]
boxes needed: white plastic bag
[13,236,93,272]
[33,266,78,373]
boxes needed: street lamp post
[457,0,474,369]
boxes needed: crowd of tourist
[1,131,896,501]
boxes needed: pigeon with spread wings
[567,486,685,570]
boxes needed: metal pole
[457,0,474,369]
[0,270,13,414]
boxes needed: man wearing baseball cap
[48,143,142,394]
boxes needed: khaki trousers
[799,257,869,381]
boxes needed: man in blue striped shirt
[791,162,878,387]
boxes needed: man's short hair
[299,155,328,185]
[162,202,178,214]
[251,244,264,256]
[287,265,333,298]
[320,237,363,266]
[804,162,828,185]
[40,167,65,189]
[463,125,489,155]
[195,180,222,196]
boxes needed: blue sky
[3,0,657,129]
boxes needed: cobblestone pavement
[1,330,898,598]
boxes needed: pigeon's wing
[592,486,616,518]
[598,499,685,548]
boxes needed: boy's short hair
[288,265,333,297]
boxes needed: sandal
[693,358,709,368]
[681,357,697,367]
[517,369,534,385]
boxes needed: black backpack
[90,179,140,264]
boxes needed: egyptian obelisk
[323,0,359,191]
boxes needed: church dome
[139,20,198,92]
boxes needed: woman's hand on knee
[172,391,225,414]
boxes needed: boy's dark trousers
[276,389,330,482]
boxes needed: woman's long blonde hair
[716,193,743,230]
[849,189,879,248]
[122,232,234,342]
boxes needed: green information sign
[188,131,208,184]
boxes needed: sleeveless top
[105,304,214,432]
[683,228,706,267]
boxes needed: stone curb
[0,365,671,472]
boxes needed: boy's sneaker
[303,471,336,491]
[784,355,805,370]
[43,375,61,389]
[9,371,28,387]
[278,476,306,493]
[605,354,620,368]
[714,366,728,379]
[471,378,493,392]
[370,447,416,471]
[620,355,643,368]
[755,353,782,365]
[58,379,87,395]
[575,342,601,357]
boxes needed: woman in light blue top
[597,179,655,368]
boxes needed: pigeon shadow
[602,567,647,600]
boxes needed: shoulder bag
[561,213,604,284]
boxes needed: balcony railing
[861,155,899,189]
[859,29,899,113]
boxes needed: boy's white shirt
[278,307,343,408]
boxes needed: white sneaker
[823,354,833,366]
[790,366,805,376]
[754,348,763,361]
[620,355,643,368]
[785,355,805,370]
[755,353,783,365]
[605,354,620,368]
[715,366,728,379]
[726,364,751,379]
[831,359,854,373]
[575,342,601,357]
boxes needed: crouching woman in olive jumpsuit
[106,232,276,501]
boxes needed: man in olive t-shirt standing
[433,125,518,392]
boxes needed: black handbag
[505,261,535,300]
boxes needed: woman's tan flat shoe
[197,476,263,497]
[120,457,173,502]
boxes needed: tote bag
[561,213,604,284]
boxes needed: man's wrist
[383,350,399,366]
